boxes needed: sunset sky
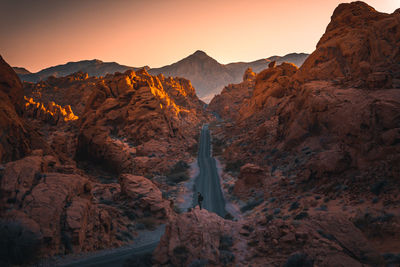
[1,0,398,72]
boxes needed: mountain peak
[193,50,207,55]
[191,50,209,58]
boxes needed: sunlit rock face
[22,66,209,175]
[24,96,78,124]
[76,68,209,174]
[209,2,400,199]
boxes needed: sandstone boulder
[233,164,267,198]
[153,208,238,266]
[119,174,171,219]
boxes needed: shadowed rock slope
[205,2,400,265]
[0,57,209,262]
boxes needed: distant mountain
[13,67,31,75]
[15,52,308,102]
[150,51,309,102]
[18,59,141,83]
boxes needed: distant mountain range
[15,51,308,102]
[15,60,140,84]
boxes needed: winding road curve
[59,124,226,266]
[193,124,226,217]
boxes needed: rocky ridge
[205,2,400,265]
[0,56,207,262]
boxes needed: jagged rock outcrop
[0,153,118,255]
[211,2,400,194]
[208,68,256,120]
[77,68,208,174]
[24,96,78,124]
[209,4,400,259]
[153,208,383,266]
[23,71,96,116]
[153,208,238,266]
[233,164,267,198]
[295,1,400,88]
[119,174,171,219]
[0,55,31,163]
[0,150,173,256]
[18,53,309,103]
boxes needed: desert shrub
[382,253,400,266]
[173,204,182,214]
[219,235,233,250]
[294,212,309,220]
[167,161,190,184]
[317,229,335,241]
[212,138,226,156]
[123,210,137,220]
[123,252,153,267]
[0,220,41,265]
[274,208,281,215]
[121,230,133,240]
[99,198,114,205]
[173,245,189,265]
[353,211,395,238]
[189,259,208,267]
[240,198,263,213]
[315,204,328,211]
[188,143,199,156]
[289,201,300,211]
[284,253,314,267]
[136,217,158,230]
[224,160,243,174]
[224,212,234,220]
[370,180,387,195]
[219,250,235,266]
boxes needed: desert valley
[0,1,399,266]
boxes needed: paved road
[61,243,156,267]
[193,124,226,217]
[57,124,227,266]
[58,225,165,267]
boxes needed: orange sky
[1,0,398,72]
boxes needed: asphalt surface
[57,124,227,266]
[193,124,227,217]
[58,225,165,267]
[61,243,157,267]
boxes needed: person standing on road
[197,192,204,210]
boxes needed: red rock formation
[233,164,267,198]
[24,96,78,125]
[77,68,208,174]
[153,208,237,266]
[1,56,206,259]
[208,68,255,120]
[210,2,400,198]
[23,71,96,116]
[0,55,30,163]
[0,153,118,254]
[119,174,171,219]
[153,208,383,266]
[207,6,400,263]
[295,1,400,88]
